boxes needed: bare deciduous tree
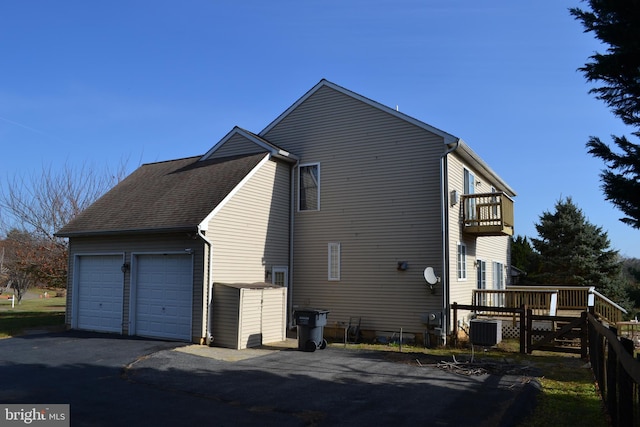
[0,162,127,293]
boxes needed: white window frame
[464,168,475,195]
[493,261,505,306]
[476,259,487,290]
[476,259,487,305]
[272,266,288,288]
[457,242,467,281]
[298,163,320,212]
[328,242,341,281]
[464,168,476,221]
[493,261,505,290]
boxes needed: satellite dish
[424,267,439,285]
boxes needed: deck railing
[508,285,590,309]
[461,192,514,236]
[472,289,557,316]
[591,288,627,325]
[472,285,627,325]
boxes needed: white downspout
[197,225,214,345]
[440,138,460,343]
[288,160,299,329]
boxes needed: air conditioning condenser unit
[469,319,502,346]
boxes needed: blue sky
[1,1,637,257]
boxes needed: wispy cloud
[0,115,66,143]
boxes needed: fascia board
[454,139,517,197]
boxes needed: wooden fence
[452,303,640,426]
[588,313,640,427]
[452,303,587,357]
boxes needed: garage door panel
[76,255,123,333]
[134,254,192,341]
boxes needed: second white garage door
[133,254,193,341]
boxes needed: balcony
[461,192,514,236]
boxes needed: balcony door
[464,169,476,223]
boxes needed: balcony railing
[461,192,514,236]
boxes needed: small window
[299,163,320,211]
[272,266,288,287]
[328,242,340,281]
[457,242,467,280]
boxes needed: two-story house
[56,79,516,347]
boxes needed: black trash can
[294,309,330,352]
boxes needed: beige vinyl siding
[212,284,287,349]
[208,158,290,283]
[209,133,268,159]
[66,233,206,342]
[211,283,240,348]
[264,85,445,334]
[446,152,511,322]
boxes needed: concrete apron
[174,338,299,362]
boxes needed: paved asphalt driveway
[0,331,538,426]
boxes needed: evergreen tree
[510,235,541,283]
[530,198,624,301]
[570,1,640,229]
[511,235,533,271]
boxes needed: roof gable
[259,79,459,144]
[201,126,297,162]
[56,153,270,237]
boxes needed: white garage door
[133,254,193,341]
[76,255,123,333]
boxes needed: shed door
[75,255,123,333]
[261,288,287,344]
[133,254,193,341]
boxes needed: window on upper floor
[464,168,476,220]
[299,163,320,211]
[464,168,475,195]
[457,242,467,280]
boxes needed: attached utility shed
[212,283,287,349]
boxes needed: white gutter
[440,138,460,342]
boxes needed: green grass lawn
[0,291,66,338]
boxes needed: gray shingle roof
[56,152,268,237]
